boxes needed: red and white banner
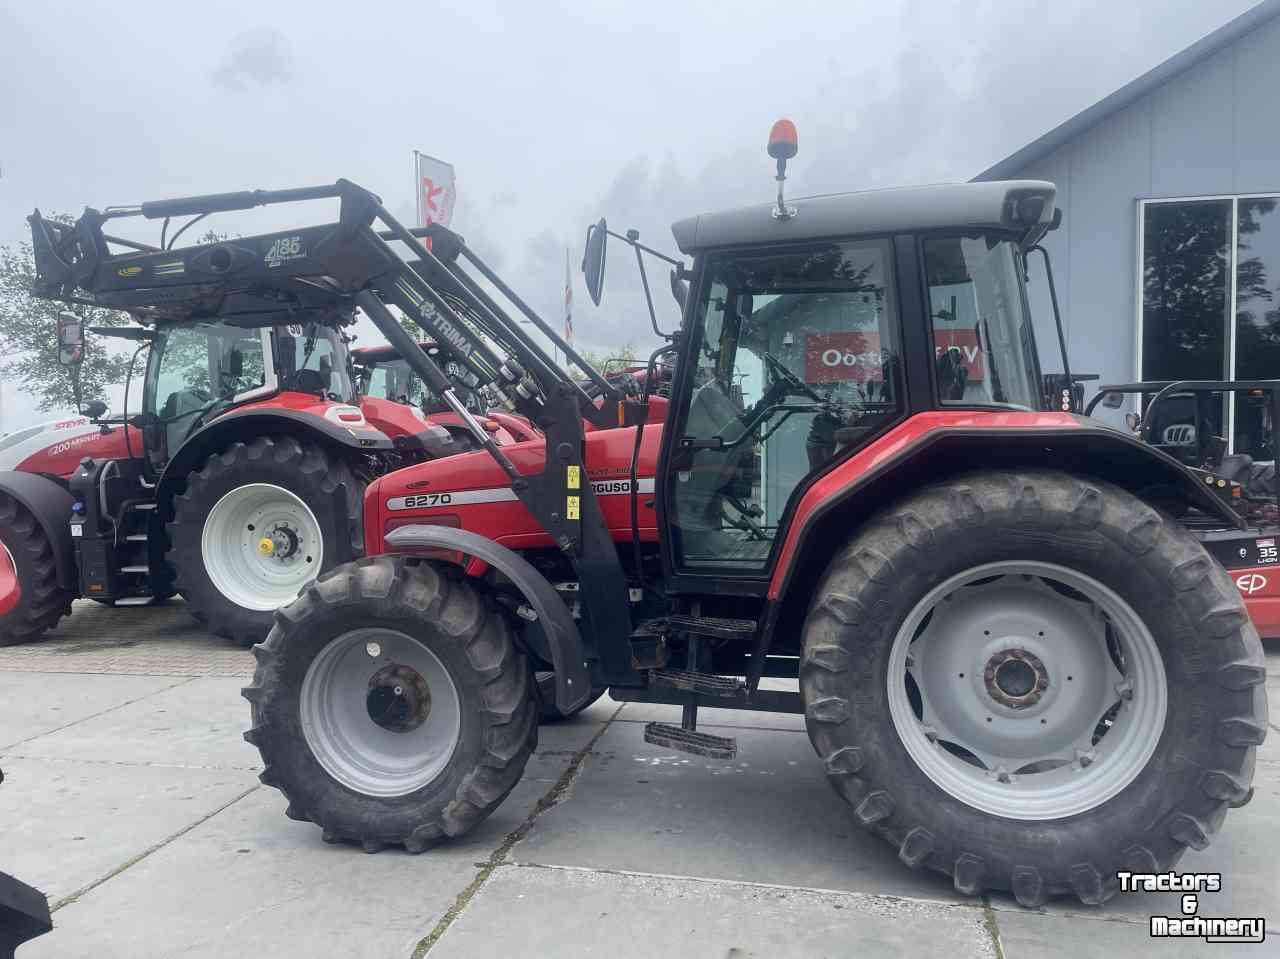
[803,330,985,384]
[415,152,456,231]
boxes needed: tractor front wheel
[0,493,74,646]
[242,557,537,851]
[801,470,1267,906]
[168,436,361,646]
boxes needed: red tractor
[0,216,468,647]
[19,141,1268,904]
[351,340,535,446]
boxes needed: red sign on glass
[803,330,984,384]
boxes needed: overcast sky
[0,0,1260,430]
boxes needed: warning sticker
[566,495,580,520]
[567,465,581,490]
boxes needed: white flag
[415,152,456,229]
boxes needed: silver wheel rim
[887,560,1166,820]
[300,627,462,797]
[201,483,323,611]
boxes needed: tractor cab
[351,341,485,414]
[140,317,358,469]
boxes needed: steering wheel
[762,351,824,404]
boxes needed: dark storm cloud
[213,27,295,91]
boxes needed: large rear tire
[242,557,537,851]
[168,436,361,646]
[801,470,1267,907]
[0,493,74,646]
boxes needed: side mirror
[669,269,688,311]
[582,218,608,306]
[56,312,84,367]
[1100,391,1124,409]
[83,399,108,420]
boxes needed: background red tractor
[0,210,477,647]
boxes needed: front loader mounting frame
[29,180,643,697]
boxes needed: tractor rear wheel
[800,470,1267,907]
[168,436,361,646]
[242,557,537,851]
[0,493,74,646]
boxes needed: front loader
[18,125,1264,905]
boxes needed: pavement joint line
[49,783,261,913]
[980,896,1006,959]
[0,753,261,772]
[505,860,985,912]
[0,675,196,751]
[409,701,627,958]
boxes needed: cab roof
[669,179,1056,255]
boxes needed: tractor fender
[0,471,76,590]
[384,524,591,713]
[156,408,391,507]
[759,418,1243,678]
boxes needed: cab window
[671,239,901,573]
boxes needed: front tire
[168,436,361,646]
[242,557,537,851]
[800,470,1267,906]
[0,493,74,646]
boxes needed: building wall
[1009,14,1280,405]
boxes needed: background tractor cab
[351,341,531,445]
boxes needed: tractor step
[650,614,757,641]
[125,533,148,542]
[128,502,157,511]
[120,565,148,574]
[649,668,745,699]
[643,722,737,759]
[114,596,155,606]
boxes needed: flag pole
[412,150,422,228]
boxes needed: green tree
[568,342,639,376]
[0,217,137,412]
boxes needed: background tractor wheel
[801,470,1267,907]
[0,493,74,646]
[242,557,537,851]
[535,672,606,723]
[168,436,362,647]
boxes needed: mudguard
[156,407,391,506]
[0,471,76,590]
[0,865,52,958]
[384,524,590,712]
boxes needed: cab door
[657,237,909,590]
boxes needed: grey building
[978,0,1280,457]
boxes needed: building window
[1139,195,1280,458]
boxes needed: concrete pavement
[1,599,1277,958]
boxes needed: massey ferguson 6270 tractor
[0,216,470,647]
[17,125,1269,904]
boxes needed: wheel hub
[258,525,301,562]
[984,648,1048,708]
[366,663,432,733]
